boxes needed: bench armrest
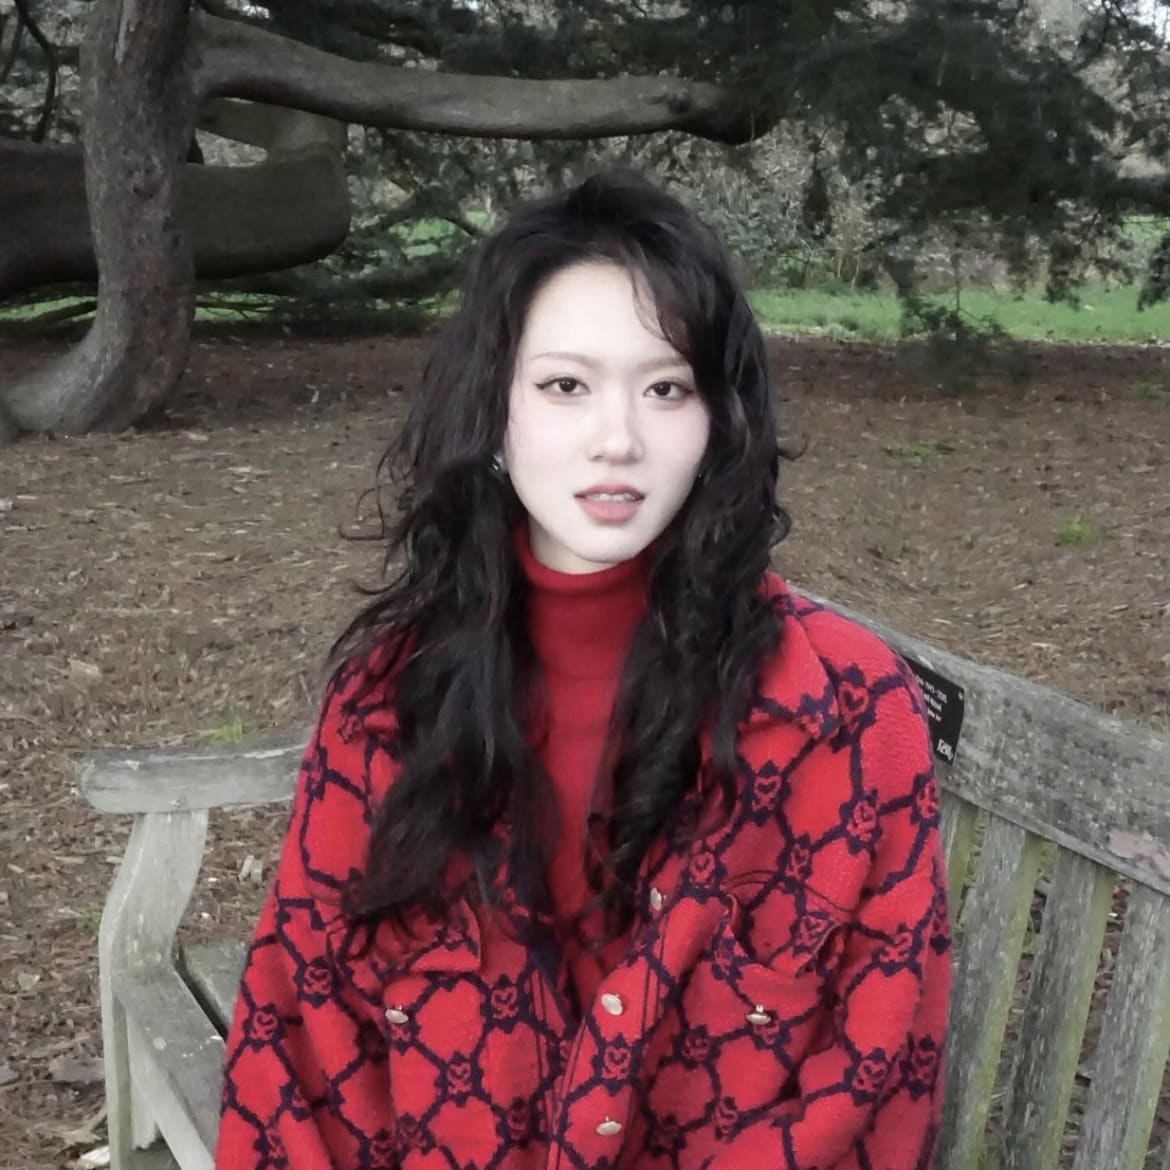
[79,731,310,814]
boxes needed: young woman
[216,170,950,1170]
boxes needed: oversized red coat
[217,579,951,1170]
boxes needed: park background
[1,0,1169,1166]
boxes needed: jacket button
[384,1006,410,1025]
[596,1118,623,1137]
[649,887,665,913]
[600,993,624,1016]
[746,1004,772,1026]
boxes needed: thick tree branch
[0,140,96,295]
[0,108,350,299]
[191,11,771,144]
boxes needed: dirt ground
[0,331,1168,1170]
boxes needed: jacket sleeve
[710,656,952,1170]
[215,669,397,1170]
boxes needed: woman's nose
[587,392,644,462]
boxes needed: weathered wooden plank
[1071,884,1170,1170]
[79,732,308,814]
[999,849,1113,1170]
[179,941,247,1036]
[940,794,978,906]
[114,1146,179,1170]
[99,811,209,1167]
[936,816,1045,1170]
[806,593,1170,898]
[115,965,224,1170]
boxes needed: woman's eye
[538,377,583,395]
[647,381,689,400]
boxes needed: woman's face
[504,261,711,575]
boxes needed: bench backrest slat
[938,816,1046,1170]
[1070,885,1170,1170]
[813,596,1170,899]
[179,942,249,1037]
[940,795,978,909]
[998,848,1113,1170]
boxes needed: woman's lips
[576,489,644,524]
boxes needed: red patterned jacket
[217,579,951,1170]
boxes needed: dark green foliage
[899,292,1032,394]
[1139,233,1170,308]
[6,0,1170,319]
[244,0,1170,311]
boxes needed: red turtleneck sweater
[513,526,648,1009]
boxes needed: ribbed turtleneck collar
[514,523,649,682]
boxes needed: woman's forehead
[517,261,687,367]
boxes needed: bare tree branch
[13,0,57,141]
[191,11,771,144]
[1,8,26,85]
[371,190,485,237]
[2,299,97,329]
[227,247,467,303]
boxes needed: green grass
[1119,214,1170,254]
[206,715,249,745]
[749,285,1170,344]
[78,904,104,934]
[385,212,492,258]
[1056,516,1097,546]
[1134,380,1167,400]
[0,295,93,322]
[195,294,280,322]
[6,271,1168,345]
[884,440,956,464]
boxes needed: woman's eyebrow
[527,350,690,374]
[527,350,599,367]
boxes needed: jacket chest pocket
[645,888,845,1128]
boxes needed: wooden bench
[80,604,1170,1170]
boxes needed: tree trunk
[2,0,198,435]
[0,0,770,441]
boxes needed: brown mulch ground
[0,331,1168,1170]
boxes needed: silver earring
[491,451,507,475]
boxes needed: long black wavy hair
[331,169,791,943]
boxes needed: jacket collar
[740,574,841,741]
